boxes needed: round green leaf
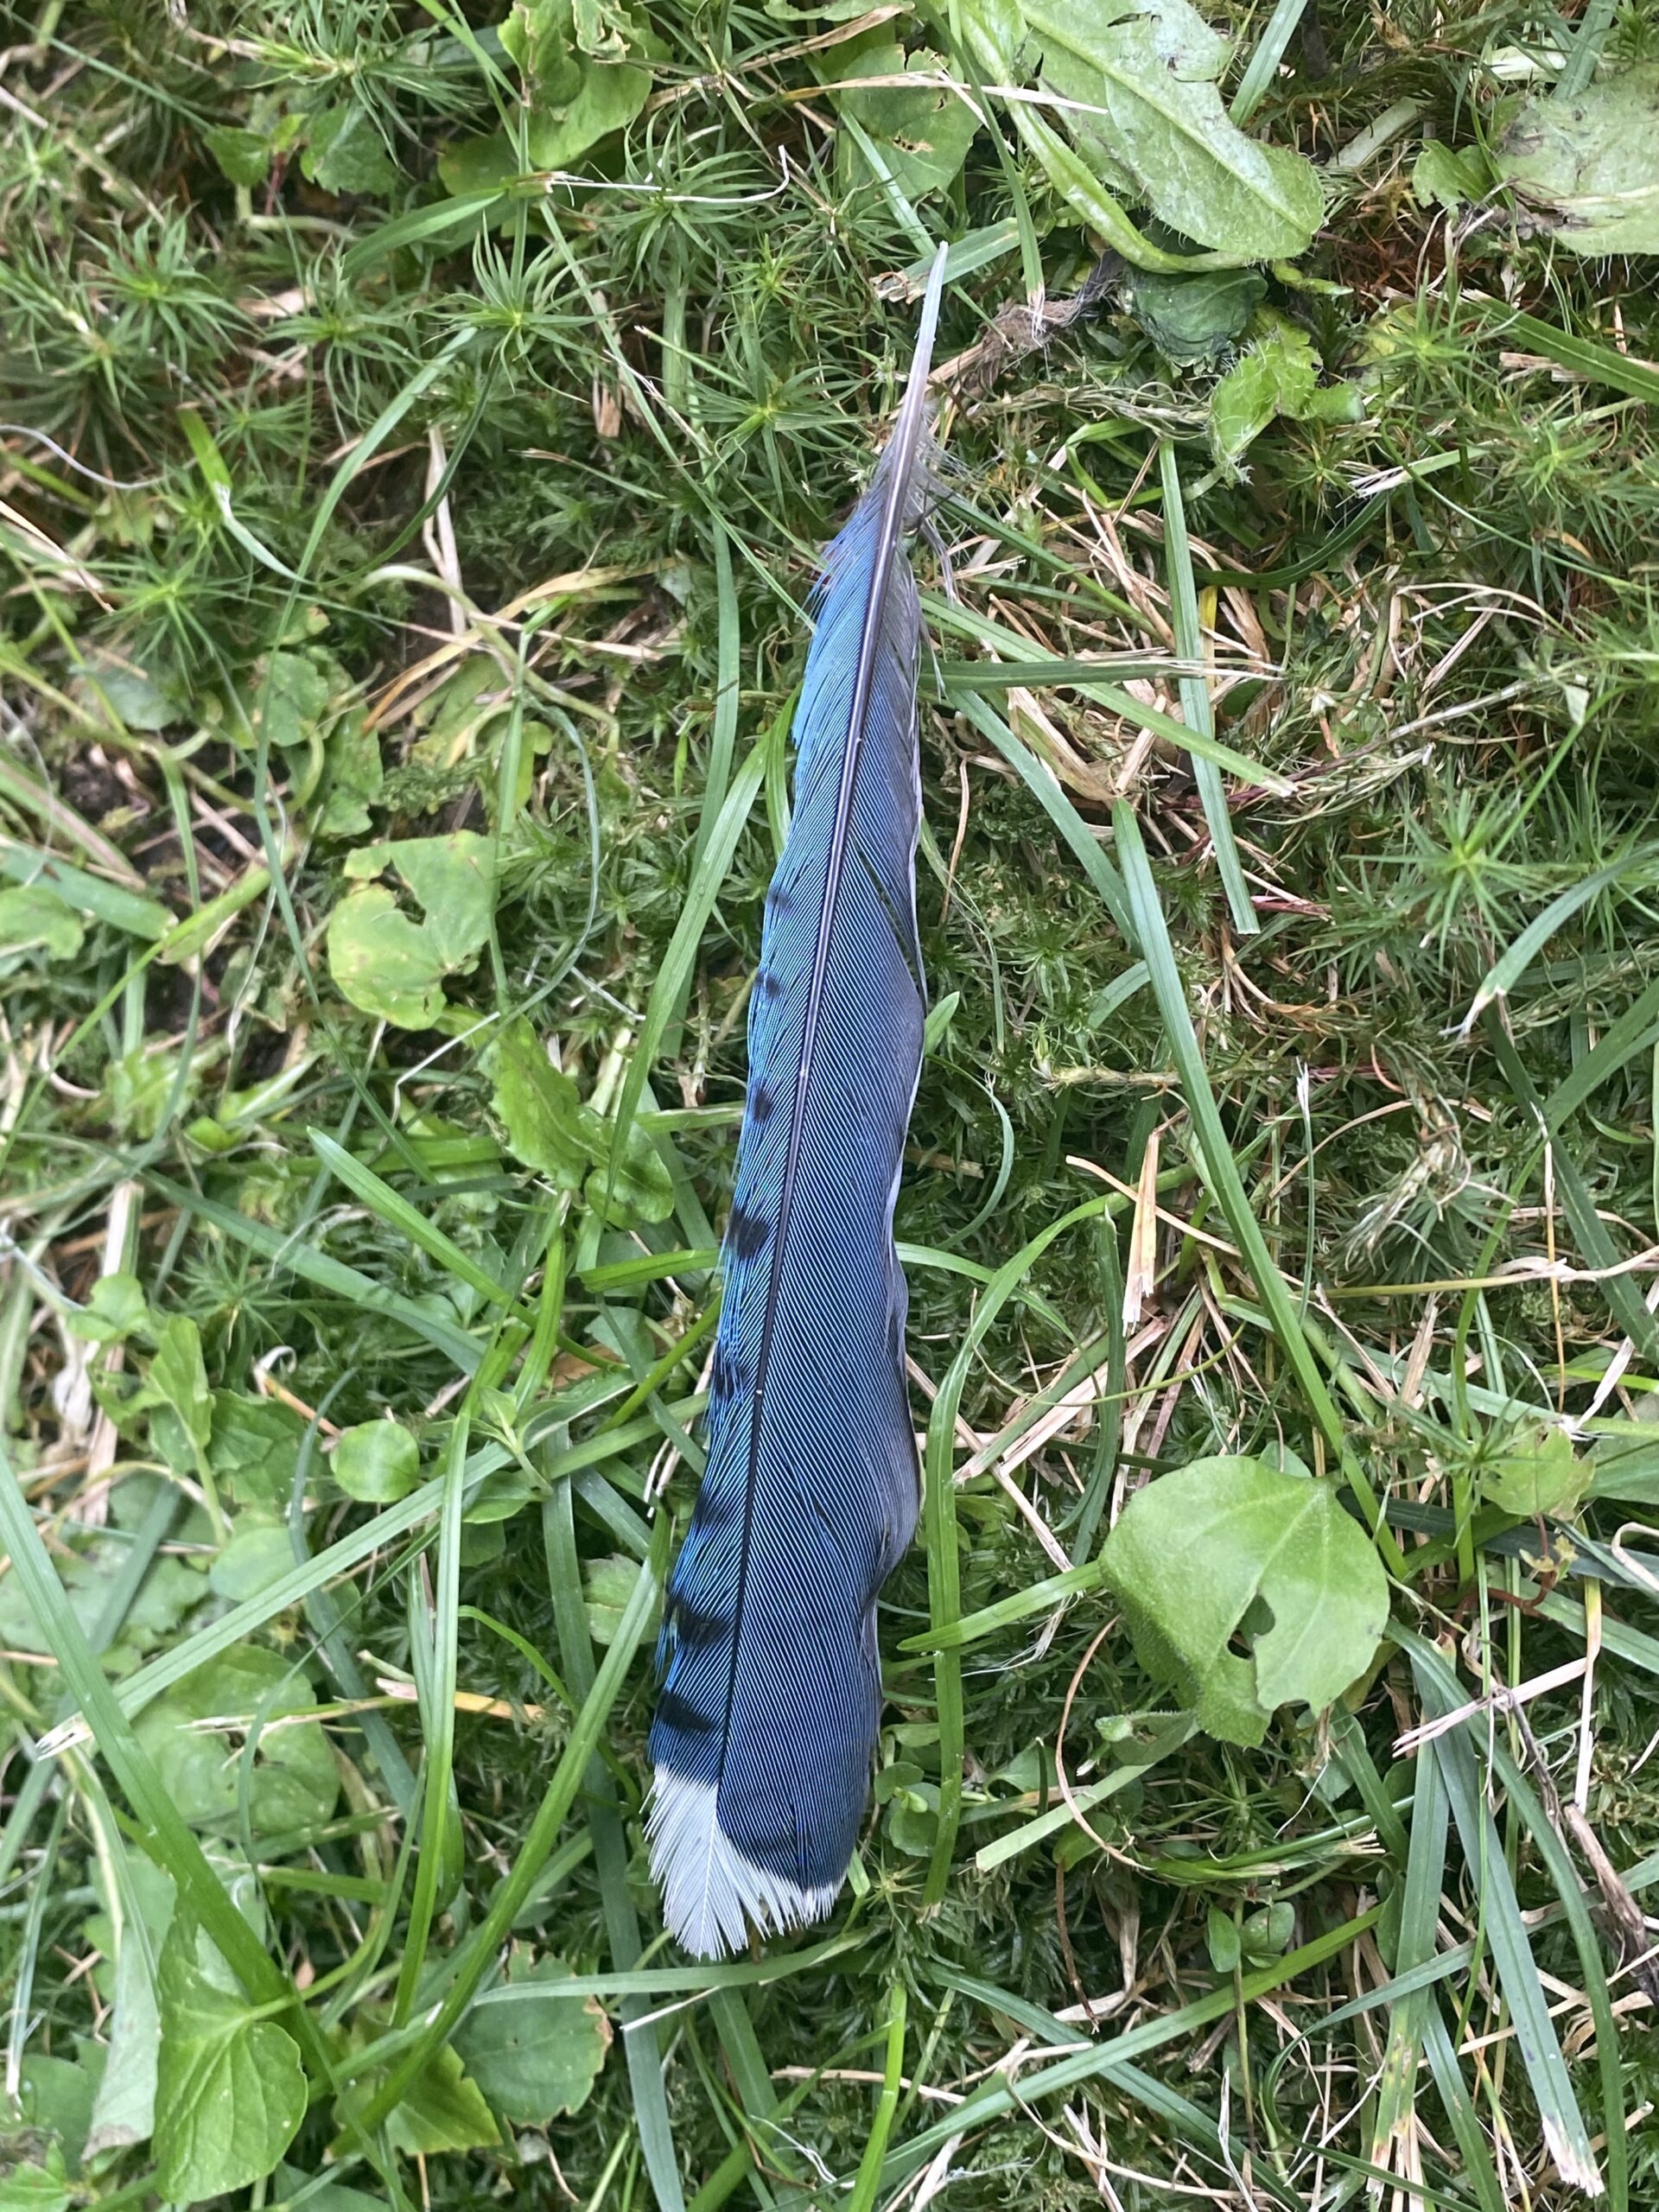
[132,1643,340,1836]
[454,1953,611,2126]
[327,886,450,1028]
[331,1418,420,1503]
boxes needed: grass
[5,0,1659,2207]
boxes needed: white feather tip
[647,1770,840,1959]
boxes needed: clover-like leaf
[1100,1456,1389,1746]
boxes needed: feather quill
[648,251,947,1958]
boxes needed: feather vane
[647,253,946,1958]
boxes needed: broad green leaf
[149,1316,213,1460]
[327,886,450,1027]
[1496,67,1659,256]
[203,124,270,186]
[1479,1421,1592,1521]
[316,713,384,838]
[64,1272,149,1346]
[0,885,84,969]
[102,1044,197,1140]
[454,1951,612,2124]
[1589,1433,1659,1505]
[208,1521,297,1603]
[208,1393,305,1510]
[583,1552,657,1645]
[153,1917,305,2200]
[1027,0,1324,259]
[1412,141,1491,213]
[132,1643,340,1836]
[15,2057,93,2175]
[1205,1905,1240,1973]
[0,2148,68,2212]
[72,649,181,731]
[828,35,979,200]
[489,1015,601,1192]
[1208,317,1363,472]
[248,648,333,785]
[1243,1901,1294,1960]
[441,0,656,192]
[335,2037,499,2155]
[276,2169,385,2212]
[487,1015,675,1224]
[1121,266,1264,361]
[327,832,496,1027]
[386,833,495,968]
[0,1520,200,1666]
[303,102,400,196]
[1099,1456,1389,1746]
[332,1418,420,1503]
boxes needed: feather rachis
[648,251,946,1957]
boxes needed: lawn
[4,2,1659,2208]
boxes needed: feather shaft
[648,249,947,1958]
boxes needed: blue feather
[648,251,947,1957]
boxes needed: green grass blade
[352,1526,667,2129]
[1158,441,1261,933]
[1113,800,1403,1567]
[1404,1635,1602,2196]
[309,1130,527,1320]
[143,1172,483,1369]
[920,1197,1110,1903]
[543,1481,685,2212]
[0,837,169,938]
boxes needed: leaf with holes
[1479,1421,1592,1521]
[1100,1456,1389,1746]
[1496,67,1659,256]
[327,832,496,1028]
[827,33,980,201]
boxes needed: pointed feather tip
[648,1770,841,1959]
